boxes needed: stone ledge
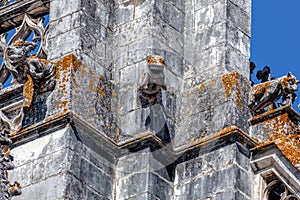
[249,106,300,126]
[251,143,300,197]
[11,115,258,166]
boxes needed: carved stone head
[5,40,36,83]
[280,72,298,94]
[147,55,165,75]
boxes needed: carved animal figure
[249,72,299,114]
[139,55,166,107]
[5,40,56,93]
[5,40,35,84]
[140,55,166,95]
[9,182,21,196]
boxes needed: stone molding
[251,143,300,198]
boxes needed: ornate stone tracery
[263,180,299,200]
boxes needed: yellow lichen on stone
[261,113,300,170]
[221,71,243,109]
[252,82,270,100]
[23,74,34,107]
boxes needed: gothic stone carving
[0,14,54,129]
[0,14,49,86]
[6,40,56,128]
[5,40,55,92]
[256,66,275,83]
[0,131,21,200]
[139,55,166,108]
[138,55,171,143]
[249,72,298,114]
[0,0,8,7]
[264,180,299,200]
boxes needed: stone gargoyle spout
[249,72,299,114]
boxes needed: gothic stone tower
[0,0,299,199]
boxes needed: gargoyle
[5,40,56,93]
[139,55,166,107]
[2,40,56,129]
[249,72,299,114]
[138,55,171,143]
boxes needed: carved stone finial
[249,72,299,114]
[249,61,256,86]
[256,66,275,83]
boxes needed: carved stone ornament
[0,0,8,8]
[0,14,54,133]
[138,55,171,143]
[263,180,299,200]
[249,72,299,114]
[0,131,21,200]
[0,14,49,86]
[139,55,166,108]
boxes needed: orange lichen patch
[176,126,257,153]
[59,84,66,90]
[14,40,25,46]
[280,75,297,89]
[147,55,156,64]
[158,57,164,65]
[23,74,34,107]
[258,112,300,170]
[59,100,69,109]
[54,54,82,81]
[251,82,270,100]
[147,55,164,65]
[197,80,216,95]
[28,55,38,59]
[221,71,243,109]
[264,113,297,140]
[55,54,81,72]
[275,134,300,168]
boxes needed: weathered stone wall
[174,0,252,148]
[47,0,117,138]
[115,148,173,200]
[184,0,251,79]
[174,143,252,199]
[9,0,257,199]
[175,72,252,148]
[10,126,114,200]
[114,0,184,141]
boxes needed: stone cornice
[11,111,258,164]
[249,106,300,126]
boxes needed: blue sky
[251,0,300,111]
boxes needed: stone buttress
[0,0,299,199]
